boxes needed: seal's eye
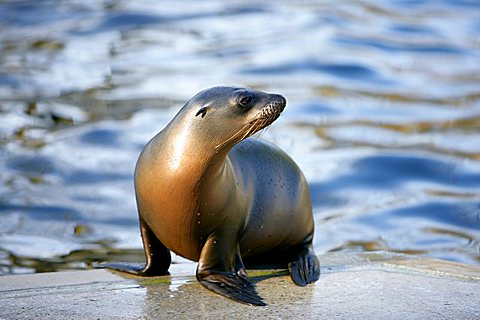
[238,95,253,108]
[195,107,208,118]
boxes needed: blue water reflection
[1,0,479,274]
[244,59,391,84]
[316,154,480,190]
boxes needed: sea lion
[107,86,320,305]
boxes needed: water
[1,0,479,274]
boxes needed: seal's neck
[157,121,231,181]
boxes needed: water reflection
[314,154,480,189]
[1,0,480,274]
[243,59,391,84]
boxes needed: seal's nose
[272,94,287,109]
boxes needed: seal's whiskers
[215,121,253,150]
[214,109,279,150]
[240,119,261,141]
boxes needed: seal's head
[176,86,286,150]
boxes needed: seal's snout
[275,94,287,108]
[261,94,286,119]
[270,94,286,111]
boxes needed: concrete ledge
[1,253,479,319]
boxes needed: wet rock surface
[1,253,479,319]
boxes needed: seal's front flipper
[197,271,266,306]
[234,251,248,278]
[288,246,320,286]
[99,217,171,277]
[97,262,156,276]
[196,235,265,305]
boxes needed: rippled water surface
[1,0,479,274]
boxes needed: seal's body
[111,87,319,305]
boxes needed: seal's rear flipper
[288,247,320,286]
[197,272,266,306]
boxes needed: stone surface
[0,253,479,319]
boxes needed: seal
[107,86,320,305]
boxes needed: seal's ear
[195,107,208,118]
